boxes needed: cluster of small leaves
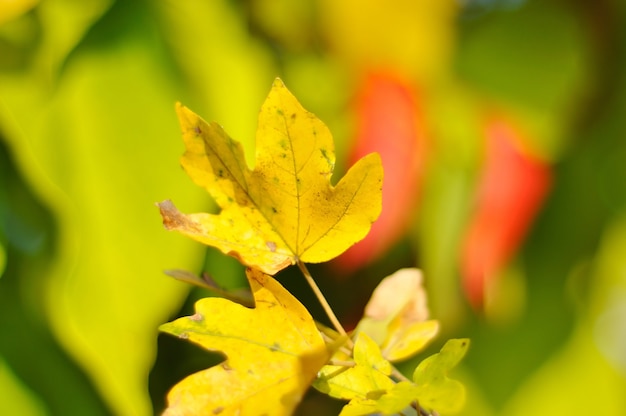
[317,334,468,416]
[158,79,468,415]
[315,268,467,416]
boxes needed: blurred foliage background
[1,0,626,414]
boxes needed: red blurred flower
[335,71,428,271]
[461,115,551,309]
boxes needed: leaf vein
[300,170,370,256]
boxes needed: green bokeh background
[1,0,625,415]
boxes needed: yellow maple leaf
[160,268,332,416]
[158,78,383,274]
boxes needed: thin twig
[391,366,410,383]
[296,260,349,340]
[328,359,356,368]
[298,261,435,416]
[417,403,437,416]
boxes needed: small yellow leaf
[364,268,429,324]
[383,320,440,362]
[159,268,331,416]
[158,78,383,274]
[314,332,394,401]
[356,268,439,362]
[338,399,380,416]
[353,331,392,376]
[339,381,421,416]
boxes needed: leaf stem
[298,262,435,415]
[391,367,410,383]
[328,359,356,368]
[296,260,349,340]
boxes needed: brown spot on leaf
[157,200,202,232]
[266,241,277,252]
[269,342,281,352]
[189,313,203,322]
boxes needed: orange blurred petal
[461,116,551,308]
[335,71,428,271]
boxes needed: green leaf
[0,357,46,416]
[330,337,470,415]
[339,381,422,416]
[412,338,470,413]
[314,332,394,401]
[1,30,198,415]
[1,1,274,414]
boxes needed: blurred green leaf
[154,0,274,165]
[456,1,592,157]
[2,12,199,416]
[0,357,46,416]
[248,0,315,50]
[500,215,626,415]
[0,241,5,278]
[0,0,279,413]
[416,85,482,325]
[35,0,112,73]
[0,0,38,26]
[412,339,469,413]
[0,138,113,414]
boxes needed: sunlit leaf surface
[160,268,331,415]
[159,78,383,274]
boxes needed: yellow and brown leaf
[158,78,383,274]
[160,268,332,416]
